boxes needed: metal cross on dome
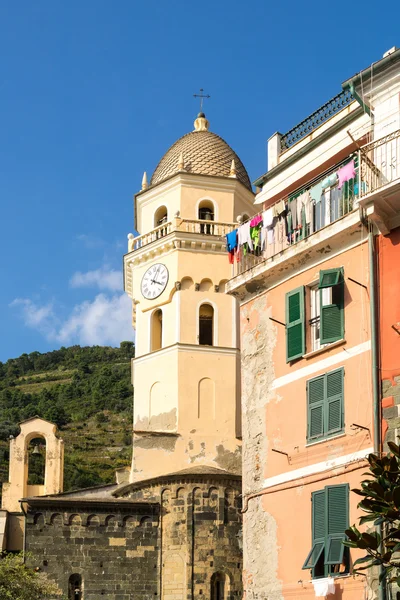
[193,88,210,112]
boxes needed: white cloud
[56,293,132,346]
[70,267,122,292]
[10,293,132,347]
[10,299,57,332]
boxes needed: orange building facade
[378,226,400,450]
[228,48,400,600]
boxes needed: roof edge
[113,467,241,497]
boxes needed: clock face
[141,263,169,300]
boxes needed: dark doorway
[68,574,82,600]
[211,572,226,600]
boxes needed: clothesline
[226,159,358,265]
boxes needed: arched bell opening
[199,303,214,346]
[198,199,215,234]
[27,436,46,486]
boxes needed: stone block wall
[24,473,242,600]
[382,376,400,451]
[25,500,159,600]
[124,474,243,600]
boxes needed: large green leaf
[353,555,375,567]
[388,442,400,456]
[361,532,380,550]
[392,486,400,508]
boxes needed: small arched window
[151,309,163,351]
[68,574,82,600]
[199,304,214,346]
[154,205,168,228]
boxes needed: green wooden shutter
[302,489,326,570]
[320,268,344,345]
[319,268,342,288]
[307,376,325,441]
[325,368,344,436]
[325,484,348,565]
[285,287,305,362]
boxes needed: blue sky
[0,0,398,362]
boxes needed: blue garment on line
[226,229,238,252]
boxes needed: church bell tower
[124,113,254,483]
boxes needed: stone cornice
[133,343,239,364]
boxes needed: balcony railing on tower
[128,218,237,252]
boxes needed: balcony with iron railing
[229,128,400,282]
[280,89,354,151]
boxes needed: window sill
[311,573,351,581]
[304,339,346,360]
[305,432,346,448]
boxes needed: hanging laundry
[321,172,338,189]
[238,221,253,252]
[301,191,313,234]
[312,577,335,598]
[289,196,298,230]
[267,221,276,244]
[330,187,343,222]
[226,229,238,252]
[250,223,262,251]
[261,227,268,251]
[310,181,324,204]
[337,159,356,189]
[226,229,238,264]
[314,190,327,232]
[262,208,274,228]
[250,214,263,228]
[273,198,286,217]
[296,192,309,228]
[286,210,293,242]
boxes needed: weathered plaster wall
[240,295,282,600]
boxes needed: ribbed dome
[150,116,252,191]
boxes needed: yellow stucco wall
[126,173,254,482]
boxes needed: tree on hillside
[0,552,63,599]
[344,443,400,586]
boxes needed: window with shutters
[307,368,344,442]
[302,484,349,578]
[319,267,344,345]
[285,287,305,362]
[309,268,344,352]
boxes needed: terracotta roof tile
[150,130,251,191]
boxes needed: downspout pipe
[369,229,380,454]
[368,228,387,600]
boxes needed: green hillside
[0,343,135,495]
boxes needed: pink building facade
[228,49,400,600]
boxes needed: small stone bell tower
[1,416,64,550]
